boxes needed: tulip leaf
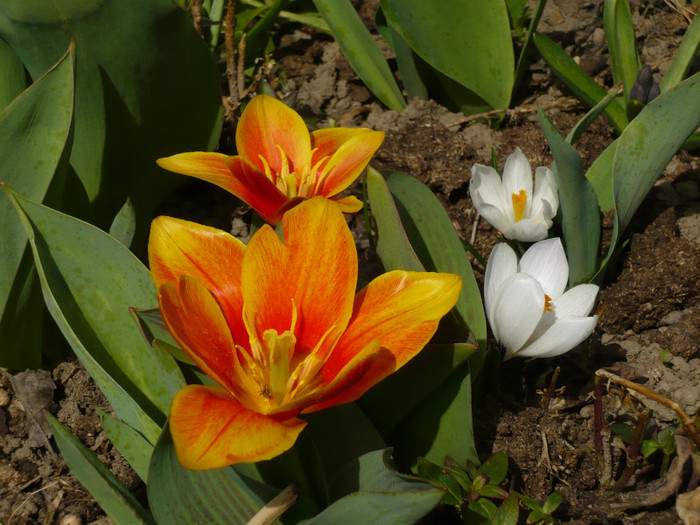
[148,423,268,525]
[0,0,222,245]
[366,168,424,272]
[44,412,155,525]
[312,0,405,113]
[385,171,486,350]
[98,410,153,483]
[304,449,444,525]
[0,37,26,111]
[5,188,175,443]
[380,0,513,110]
[0,45,74,369]
[533,31,628,133]
[604,0,640,101]
[538,108,600,285]
[585,137,618,212]
[660,12,700,92]
[109,198,136,249]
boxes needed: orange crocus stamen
[511,189,527,222]
[543,293,554,313]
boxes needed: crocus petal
[149,216,247,341]
[311,128,384,196]
[170,385,307,469]
[324,270,462,382]
[470,164,512,229]
[159,277,239,394]
[236,95,311,176]
[334,195,364,213]
[241,197,357,358]
[501,148,533,209]
[553,284,599,317]
[532,167,558,221]
[518,238,568,299]
[503,219,549,242]
[515,315,598,359]
[491,273,544,357]
[484,243,518,324]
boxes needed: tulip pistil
[511,190,527,222]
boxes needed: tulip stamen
[511,190,527,222]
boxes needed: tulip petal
[311,128,384,196]
[515,315,598,359]
[501,148,533,208]
[159,277,239,393]
[170,385,307,469]
[554,284,599,317]
[236,95,311,176]
[518,238,568,298]
[149,217,247,341]
[491,273,544,357]
[334,195,364,213]
[484,243,518,325]
[324,270,462,382]
[241,198,357,361]
[157,151,233,180]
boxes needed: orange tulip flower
[149,197,461,470]
[157,94,384,225]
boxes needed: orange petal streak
[170,385,307,469]
[241,198,357,362]
[149,217,247,341]
[236,95,311,177]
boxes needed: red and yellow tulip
[157,94,384,225]
[149,197,461,469]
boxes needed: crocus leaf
[0,0,222,246]
[0,45,73,369]
[604,0,640,101]
[566,87,622,145]
[44,412,155,525]
[366,167,424,272]
[380,0,513,110]
[385,171,486,350]
[109,198,136,249]
[5,188,170,443]
[538,108,600,284]
[660,12,700,92]
[533,31,628,133]
[312,0,405,112]
[148,423,269,525]
[98,410,153,483]
[0,36,26,111]
[305,449,444,525]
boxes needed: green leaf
[476,451,508,485]
[98,410,153,482]
[604,0,640,100]
[538,108,600,284]
[109,198,136,249]
[390,26,429,101]
[312,0,405,112]
[6,189,172,443]
[381,0,514,110]
[45,412,155,525]
[416,459,462,505]
[533,31,628,133]
[385,171,486,350]
[585,137,618,212]
[148,423,268,525]
[0,45,73,369]
[542,491,562,514]
[566,86,622,145]
[640,439,662,458]
[0,0,222,245]
[366,168,424,272]
[244,0,287,68]
[466,498,498,522]
[660,12,700,92]
[305,449,444,525]
[492,493,519,525]
[0,36,26,110]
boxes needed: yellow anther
[543,294,554,313]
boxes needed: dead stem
[191,0,204,36]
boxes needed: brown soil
[2,0,699,523]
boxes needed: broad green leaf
[566,87,622,145]
[306,449,444,525]
[0,37,26,110]
[366,168,424,272]
[604,0,640,100]
[390,26,429,101]
[533,31,628,133]
[130,307,196,365]
[660,13,700,92]
[381,0,513,110]
[0,0,222,245]
[386,171,486,349]
[492,493,520,525]
[476,451,508,485]
[390,362,479,470]
[148,423,268,525]
[542,491,563,514]
[6,189,172,442]
[45,412,155,525]
[538,108,600,284]
[312,0,405,112]
[151,340,187,399]
[416,458,462,505]
[0,45,73,369]
[109,198,136,249]
[585,137,618,211]
[466,498,498,522]
[98,410,153,482]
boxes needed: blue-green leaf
[109,198,136,249]
[98,410,153,482]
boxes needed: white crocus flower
[484,238,598,360]
[470,148,558,242]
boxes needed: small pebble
[59,514,82,525]
[0,388,9,407]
